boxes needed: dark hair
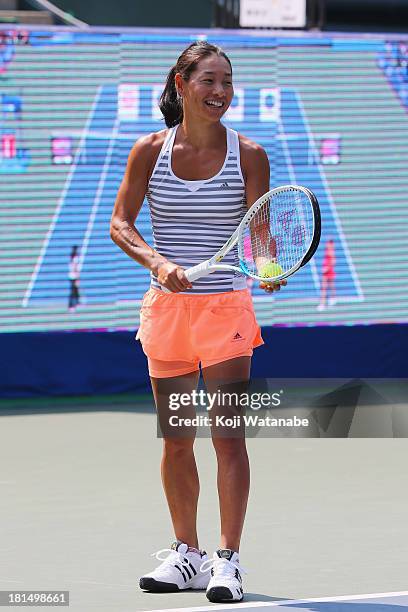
[159,41,232,128]
[71,245,78,259]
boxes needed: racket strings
[248,205,276,267]
[240,189,314,279]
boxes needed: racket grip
[159,261,211,292]
[185,261,211,282]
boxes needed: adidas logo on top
[220,181,229,188]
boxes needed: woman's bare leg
[151,368,201,548]
[202,356,251,552]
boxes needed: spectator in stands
[379,41,408,106]
[0,32,15,74]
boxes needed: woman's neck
[178,118,226,150]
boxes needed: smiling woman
[110,40,285,605]
[169,54,234,181]
[159,42,233,128]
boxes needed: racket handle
[159,261,211,292]
[184,261,212,282]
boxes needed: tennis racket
[163,184,320,289]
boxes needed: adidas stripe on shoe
[202,548,245,602]
[139,541,210,592]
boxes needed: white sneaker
[139,541,210,592]
[202,549,245,603]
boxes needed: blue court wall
[1,325,407,398]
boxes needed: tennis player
[110,41,285,603]
[317,238,336,310]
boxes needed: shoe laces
[200,555,246,578]
[152,547,192,569]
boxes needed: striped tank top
[147,124,247,294]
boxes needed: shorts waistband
[147,287,250,300]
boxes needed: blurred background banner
[0,25,407,395]
[17,0,408,30]
[239,0,307,28]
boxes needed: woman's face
[176,54,234,123]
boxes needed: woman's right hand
[156,262,193,293]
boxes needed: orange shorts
[136,287,264,378]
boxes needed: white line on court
[79,115,120,271]
[277,113,321,294]
[50,129,135,140]
[294,90,364,303]
[146,590,408,612]
[0,577,25,584]
[22,85,103,308]
[66,579,137,590]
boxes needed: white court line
[53,129,135,140]
[66,579,136,590]
[0,577,25,584]
[146,590,408,612]
[277,117,321,294]
[22,85,103,308]
[79,115,120,271]
[294,90,364,303]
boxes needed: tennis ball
[259,262,283,278]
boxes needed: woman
[317,238,336,311]
[110,41,285,603]
[68,245,80,312]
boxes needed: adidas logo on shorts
[232,332,244,341]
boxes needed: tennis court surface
[1,395,407,611]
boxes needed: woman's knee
[163,436,195,457]
[211,436,247,457]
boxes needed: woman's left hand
[259,279,287,293]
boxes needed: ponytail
[159,66,183,128]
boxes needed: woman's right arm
[110,133,192,292]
